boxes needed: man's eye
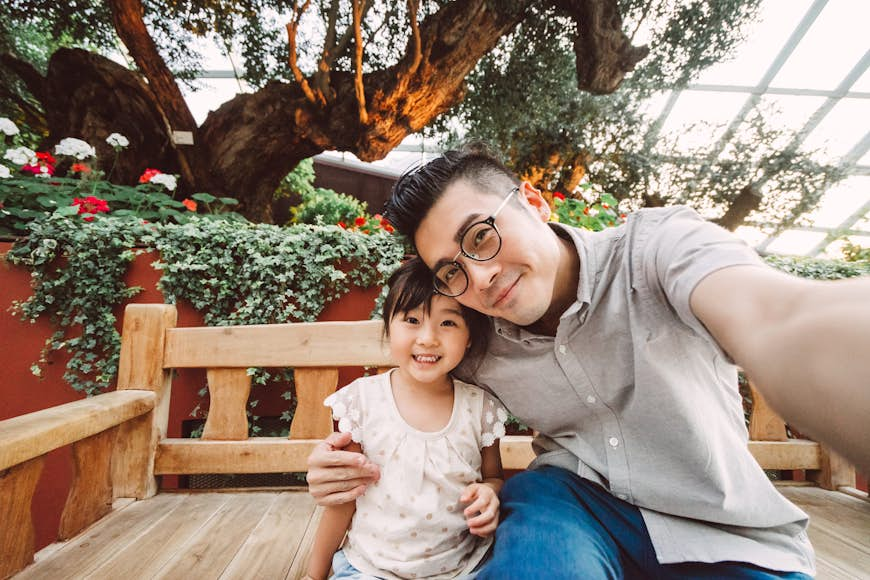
[443,266,459,282]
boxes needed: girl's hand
[461,482,500,537]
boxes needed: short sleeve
[323,383,364,443]
[479,391,509,448]
[642,206,764,342]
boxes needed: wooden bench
[1,304,867,579]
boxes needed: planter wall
[0,241,380,551]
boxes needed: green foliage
[763,254,870,280]
[840,238,870,262]
[275,158,317,201]
[291,186,368,227]
[7,215,405,419]
[551,191,626,231]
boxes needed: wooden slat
[151,492,278,579]
[499,437,822,471]
[748,382,788,441]
[0,390,155,472]
[155,438,318,474]
[285,506,324,580]
[220,491,318,580]
[289,368,339,440]
[163,320,393,368]
[202,368,252,440]
[113,303,177,499]
[17,493,187,579]
[58,426,117,540]
[86,493,232,579]
[0,457,43,579]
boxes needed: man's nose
[464,259,500,292]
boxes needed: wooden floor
[15,485,869,580]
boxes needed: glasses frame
[433,185,520,297]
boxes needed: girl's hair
[382,257,490,361]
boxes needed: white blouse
[324,370,508,579]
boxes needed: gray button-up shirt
[456,206,815,575]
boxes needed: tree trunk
[714,184,762,231]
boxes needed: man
[307,146,870,578]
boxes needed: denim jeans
[330,549,482,579]
[474,465,813,580]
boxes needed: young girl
[305,257,508,580]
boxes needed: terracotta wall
[0,242,380,551]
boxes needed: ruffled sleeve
[479,391,509,448]
[323,382,364,443]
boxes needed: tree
[442,1,843,231]
[0,0,649,222]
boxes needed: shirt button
[586,395,597,404]
[609,437,620,447]
[558,345,567,355]
[616,493,628,501]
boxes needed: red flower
[620,213,626,219]
[22,151,56,176]
[601,203,610,209]
[139,168,162,183]
[337,221,347,229]
[384,224,394,233]
[72,196,110,221]
[354,216,367,226]
[71,163,91,174]
[583,207,590,215]
[182,199,197,212]
[553,192,566,201]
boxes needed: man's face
[414,179,564,326]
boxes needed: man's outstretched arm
[306,431,381,506]
[691,265,870,474]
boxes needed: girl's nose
[416,322,439,345]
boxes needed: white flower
[493,422,506,439]
[35,166,51,178]
[150,173,177,191]
[106,133,129,148]
[485,411,494,424]
[4,146,36,166]
[338,416,353,433]
[0,117,20,136]
[330,400,346,418]
[496,408,508,423]
[0,165,10,178]
[482,433,495,447]
[54,137,96,160]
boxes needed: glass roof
[182,0,870,258]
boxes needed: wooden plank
[779,486,870,548]
[748,382,788,441]
[0,457,43,579]
[18,493,186,579]
[151,492,278,578]
[155,438,317,474]
[808,447,856,491]
[58,426,117,540]
[285,506,324,580]
[202,368,252,440]
[113,303,177,499]
[220,491,318,580]
[499,437,822,471]
[0,390,155,472]
[85,492,231,580]
[163,320,393,368]
[290,368,339,440]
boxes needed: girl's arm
[462,440,504,537]
[306,441,363,580]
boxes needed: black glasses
[433,186,519,297]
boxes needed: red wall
[0,242,380,551]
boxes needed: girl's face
[388,294,471,388]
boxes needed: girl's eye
[405,316,419,324]
[441,320,457,327]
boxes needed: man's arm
[305,441,362,580]
[307,431,381,506]
[690,264,870,473]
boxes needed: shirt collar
[492,222,596,342]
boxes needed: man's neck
[522,234,580,337]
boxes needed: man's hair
[382,257,489,361]
[383,142,518,240]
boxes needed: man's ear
[519,181,551,222]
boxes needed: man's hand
[306,431,380,506]
[461,482,500,537]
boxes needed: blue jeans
[330,549,484,579]
[475,465,813,580]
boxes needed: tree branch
[352,0,368,124]
[286,0,318,104]
[714,184,762,231]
